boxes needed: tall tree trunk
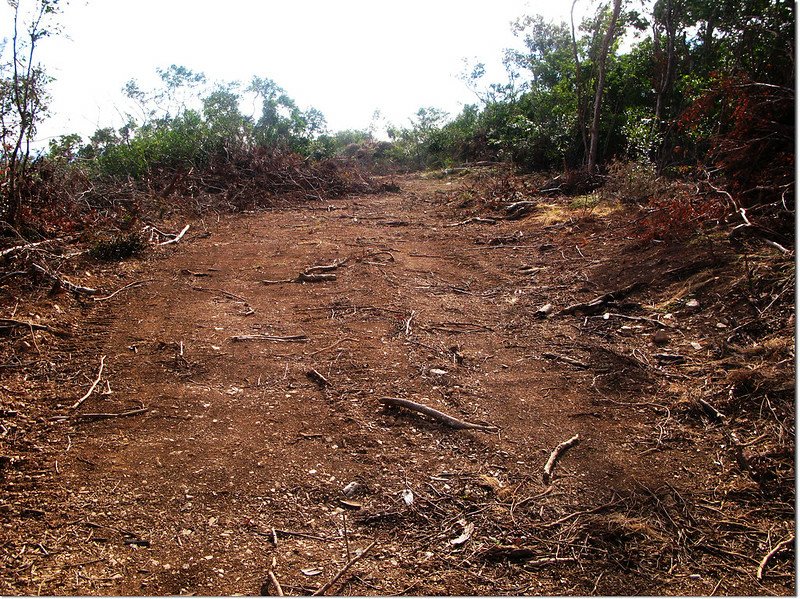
[571,0,589,163]
[587,0,622,173]
[653,0,678,170]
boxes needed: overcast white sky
[4,1,590,145]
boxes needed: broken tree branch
[0,237,67,260]
[603,312,674,328]
[558,282,644,316]
[445,217,497,227]
[71,355,106,410]
[304,259,347,273]
[379,397,498,432]
[542,434,581,484]
[263,272,337,284]
[756,534,794,580]
[73,408,148,423]
[158,224,190,246]
[0,318,50,332]
[31,263,98,295]
[231,334,309,343]
[541,352,590,369]
[267,570,284,597]
[307,368,331,388]
[298,272,337,283]
[93,280,152,302]
[311,540,377,596]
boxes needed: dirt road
[2,175,793,595]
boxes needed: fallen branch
[482,545,575,566]
[603,312,674,329]
[307,369,331,388]
[304,259,347,273]
[698,397,727,422]
[541,352,589,369]
[542,434,580,484]
[266,570,284,596]
[0,237,66,260]
[505,201,537,220]
[0,318,50,332]
[158,224,190,246]
[93,280,152,302]
[445,217,497,227]
[231,334,309,343]
[558,282,644,316]
[756,534,794,580]
[74,408,148,423]
[653,353,686,364]
[311,540,377,596]
[764,239,792,255]
[31,263,98,295]
[298,272,337,283]
[379,397,498,432]
[71,355,106,410]
[263,272,337,284]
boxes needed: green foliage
[370,0,793,179]
[89,232,145,261]
[79,68,330,181]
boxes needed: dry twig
[71,355,106,410]
[756,534,794,580]
[31,263,98,295]
[379,397,498,432]
[543,434,581,484]
[267,570,284,596]
[158,224,190,246]
[311,540,377,596]
[231,334,309,343]
[93,280,152,302]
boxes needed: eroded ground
[0,174,794,595]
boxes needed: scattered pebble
[653,330,670,345]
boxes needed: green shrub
[89,232,146,261]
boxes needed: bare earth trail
[5,176,791,595]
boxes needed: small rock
[301,567,323,577]
[690,341,702,350]
[536,303,554,318]
[716,322,728,329]
[429,368,448,377]
[685,298,700,310]
[401,489,414,506]
[342,481,361,498]
[653,330,670,345]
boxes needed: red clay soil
[0,174,794,595]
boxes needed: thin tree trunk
[571,0,589,163]
[587,0,622,173]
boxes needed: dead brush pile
[0,149,382,295]
[10,148,380,240]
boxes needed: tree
[0,0,63,225]
[570,0,589,161]
[587,0,622,172]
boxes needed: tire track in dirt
[16,176,745,595]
